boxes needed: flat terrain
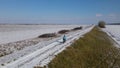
[0,25,85,44]
[103,25,120,47]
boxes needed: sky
[0,0,120,24]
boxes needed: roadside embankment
[45,26,120,68]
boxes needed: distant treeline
[107,23,120,25]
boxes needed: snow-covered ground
[0,24,90,67]
[0,25,94,68]
[0,25,87,44]
[103,25,120,48]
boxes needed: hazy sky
[0,0,120,24]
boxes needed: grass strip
[43,26,120,68]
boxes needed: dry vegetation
[38,33,57,38]
[71,26,82,31]
[0,38,48,57]
[98,21,106,28]
[42,26,120,68]
[58,30,70,34]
